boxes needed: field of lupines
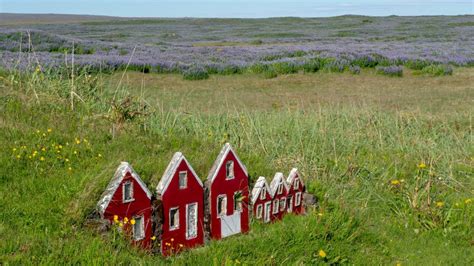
[1,15,473,78]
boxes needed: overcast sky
[1,0,472,17]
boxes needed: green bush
[420,64,453,76]
[183,67,210,80]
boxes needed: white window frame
[260,187,266,200]
[295,192,302,206]
[256,204,262,219]
[278,182,283,194]
[272,199,279,214]
[294,178,299,190]
[169,207,180,231]
[179,171,187,189]
[233,191,243,213]
[217,194,227,217]
[280,197,286,211]
[132,215,145,241]
[264,202,271,223]
[122,181,134,203]
[185,202,198,240]
[225,160,234,179]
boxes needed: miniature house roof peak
[251,176,272,203]
[287,168,304,186]
[270,172,288,194]
[207,143,248,183]
[97,161,152,216]
[156,152,203,195]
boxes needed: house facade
[97,162,153,248]
[286,168,305,215]
[205,143,250,240]
[269,172,289,221]
[251,176,274,223]
[156,152,205,255]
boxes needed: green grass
[0,69,473,264]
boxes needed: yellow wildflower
[21,145,26,149]
[318,212,323,217]
[59,145,63,149]
[73,151,78,155]
[130,219,136,225]
[436,201,444,208]
[118,222,123,227]
[465,199,472,204]
[16,155,21,159]
[42,133,46,137]
[123,217,128,224]
[68,167,72,171]
[40,157,45,161]
[113,215,119,221]
[28,156,32,159]
[75,139,81,144]
[151,236,156,241]
[47,128,52,133]
[418,163,426,169]
[98,154,102,158]
[391,180,400,185]
[318,249,327,258]
[41,147,46,152]
[65,158,69,162]
[396,263,402,266]
[13,148,17,152]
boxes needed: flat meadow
[0,14,473,264]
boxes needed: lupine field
[0,14,473,264]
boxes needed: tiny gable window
[122,181,134,203]
[169,207,180,230]
[295,192,302,206]
[260,187,266,200]
[294,178,299,190]
[234,191,243,212]
[132,215,145,240]
[256,204,262,219]
[226,161,234,179]
[280,197,286,211]
[278,182,283,194]
[217,195,227,217]
[179,171,187,189]
[272,199,279,214]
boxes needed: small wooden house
[286,168,305,215]
[156,152,204,255]
[251,176,274,223]
[97,162,153,248]
[205,143,250,240]
[269,172,289,221]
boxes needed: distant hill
[0,13,119,26]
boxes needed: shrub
[182,66,209,80]
[375,65,403,77]
[302,60,321,73]
[405,59,431,70]
[247,63,269,74]
[421,64,453,76]
[272,62,298,74]
[323,60,348,73]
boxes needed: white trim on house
[256,204,262,219]
[233,191,243,213]
[207,143,248,184]
[251,176,272,204]
[217,194,227,218]
[156,152,203,196]
[279,197,286,211]
[179,171,188,189]
[122,180,134,203]
[169,207,180,231]
[272,199,279,214]
[185,202,198,240]
[226,160,235,179]
[270,172,288,196]
[287,168,305,190]
[97,162,152,217]
[132,215,145,241]
[295,192,302,206]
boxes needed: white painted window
[186,203,198,239]
[280,197,286,211]
[234,191,243,212]
[226,161,234,179]
[278,182,283,194]
[256,204,262,219]
[260,187,266,200]
[264,202,271,223]
[272,199,279,214]
[217,195,227,217]
[169,207,179,230]
[179,171,187,189]
[295,192,302,206]
[122,181,134,203]
[132,215,145,240]
[294,178,299,190]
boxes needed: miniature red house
[156,152,204,256]
[269,172,289,221]
[97,162,153,248]
[205,143,250,240]
[286,168,305,215]
[251,176,274,223]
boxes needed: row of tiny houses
[96,143,306,256]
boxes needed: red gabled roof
[97,162,152,217]
[206,143,248,184]
[156,152,203,196]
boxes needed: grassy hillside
[0,68,473,264]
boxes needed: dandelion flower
[73,151,78,155]
[41,147,46,152]
[130,219,136,225]
[318,249,327,258]
[16,155,21,159]
[465,199,472,204]
[98,154,102,158]
[40,157,45,161]
[47,128,52,133]
[119,222,123,227]
[396,263,402,266]
[68,167,72,171]
[75,139,81,145]
[436,201,444,208]
[65,158,69,162]
[123,217,129,224]
[417,163,426,169]
[13,148,17,152]
[391,180,400,185]
[42,133,46,137]
[36,130,40,134]
[113,215,119,221]
[151,236,156,241]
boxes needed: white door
[221,212,241,238]
[264,202,271,223]
[186,203,198,239]
[287,196,293,213]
